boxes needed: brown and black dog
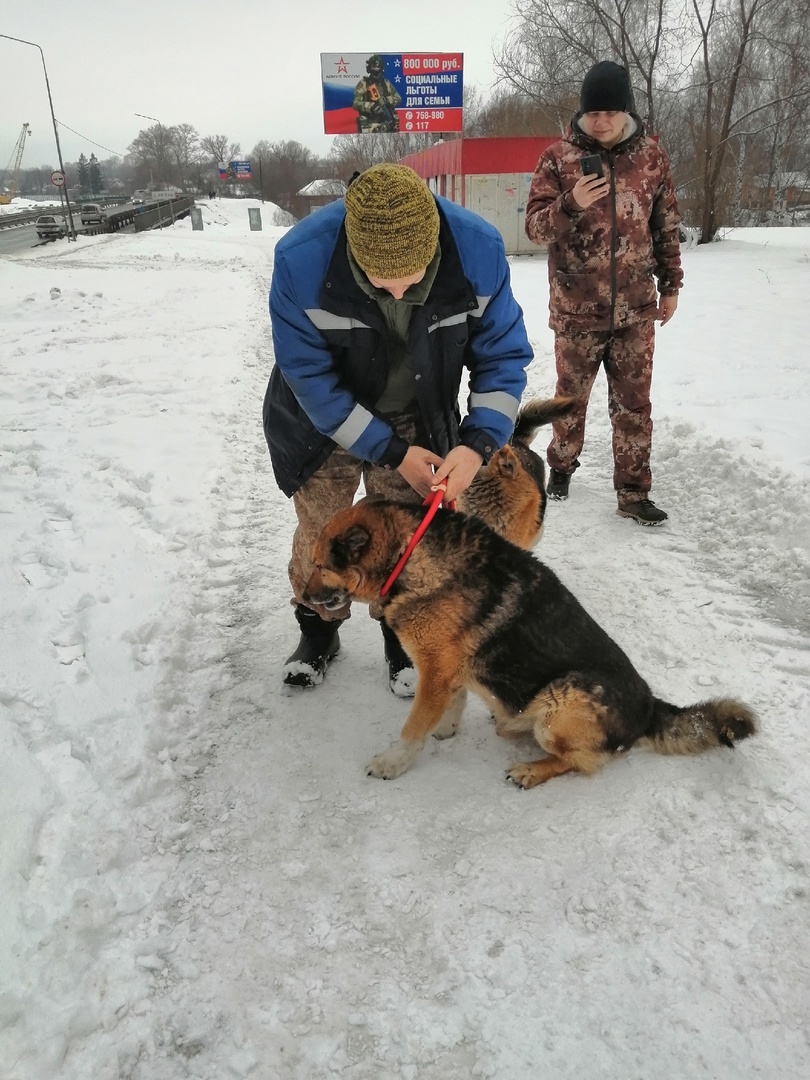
[302,498,756,787]
[459,396,575,548]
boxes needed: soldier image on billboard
[352,55,402,133]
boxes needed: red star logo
[335,56,349,73]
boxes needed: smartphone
[580,153,604,179]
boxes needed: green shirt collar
[347,242,441,307]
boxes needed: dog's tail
[512,396,577,446]
[644,697,757,756]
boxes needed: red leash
[379,488,455,597]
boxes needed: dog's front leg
[367,676,463,780]
[432,688,467,739]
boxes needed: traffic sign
[50,170,65,187]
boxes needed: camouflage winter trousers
[547,321,656,503]
[289,408,425,622]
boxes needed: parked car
[80,203,106,225]
[35,215,66,240]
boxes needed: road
[0,224,44,254]
[0,202,139,255]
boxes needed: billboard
[218,160,252,180]
[321,52,463,135]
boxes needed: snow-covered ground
[1,199,809,1080]
[0,196,64,214]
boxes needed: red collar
[379,489,454,597]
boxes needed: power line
[55,119,126,158]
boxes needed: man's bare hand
[571,174,610,210]
[431,445,484,504]
[657,294,679,325]
[397,445,444,497]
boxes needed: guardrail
[0,196,125,231]
[80,204,138,235]
[133,197,195,231]
[76,196,129,206]
[0,196,195,235]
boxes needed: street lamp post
[134,112,175,227]
[1,33,77,239]
[134,111,163,187]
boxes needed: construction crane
[0,123,31,204]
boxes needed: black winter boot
[283,605,343,688]
[617,498,668,526]
[380,618,416,698]
[547,469,571,500]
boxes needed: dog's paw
[366,740,420,780]
[432,714,458,740]
[506,762,541,789]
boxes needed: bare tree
[327,132,435,178]
[465,84,565,137]
[688,0,809,238]
[493,0,809,239]
[249,140,318,215]
[691,0,760,239]
[462,84,486,135]
[747,0,810,221]
[128,123,182,187]
[199,135,242,166]
[171,123,200,190]
[18,166,55,196]
[495,0,689,132]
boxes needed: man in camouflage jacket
[353,55,401,133]
[525,61,683,525]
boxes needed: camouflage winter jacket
[353,76,402,132]
[525,117,683,334]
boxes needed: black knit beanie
[580,61,634,113]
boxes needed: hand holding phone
[571,154,609,210]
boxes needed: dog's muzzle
[302,585,348,612]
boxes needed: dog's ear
[330,525,370,568]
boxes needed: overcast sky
[1,0,516,173]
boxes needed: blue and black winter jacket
[264,195,533,497]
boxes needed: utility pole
[1,33,77,239]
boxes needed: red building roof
[400,136,558,177]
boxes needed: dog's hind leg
[506,681,612,789]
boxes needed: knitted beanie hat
[580,61,634,113]
[344,164,440,279]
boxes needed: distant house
[296,178,347,216]
[750,171,810,214]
